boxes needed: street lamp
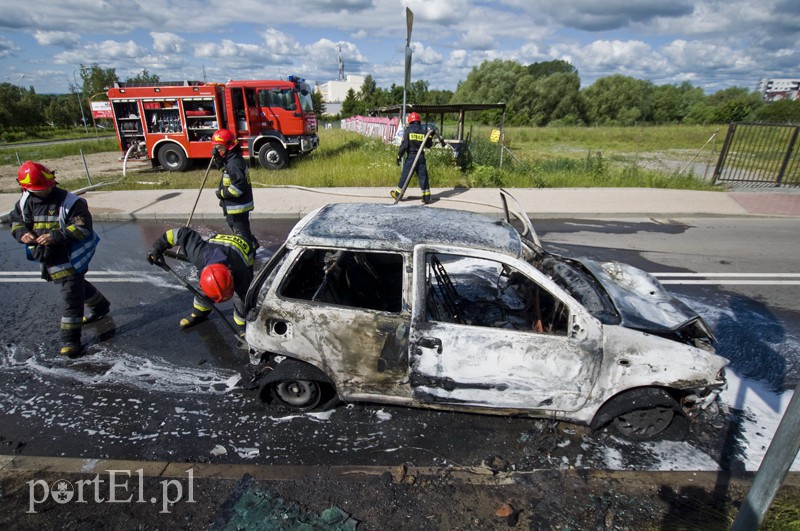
[72,68,89,134]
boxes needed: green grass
[0,137,118,166]
[12,126,723,192]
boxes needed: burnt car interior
[280,248,404,313]
[425,253,569,335]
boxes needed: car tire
[271,379,322,411]
[258,141,288,170]
[157,144,189,172]
[592,388,688,441]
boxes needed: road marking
[653,272,800,285]
[0,271,798,286]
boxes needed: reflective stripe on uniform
[193,297,212,312]
[60,316,83,329]
[209,234,253,266]
[166,229,177,246]
[223,202,254,215]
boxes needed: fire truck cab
[107,76,319,171]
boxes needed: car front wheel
[612,406,677,440]
[271,379,322,411]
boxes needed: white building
[317,75,365,115]
[758,78,800,102]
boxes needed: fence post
[775,126,799,186]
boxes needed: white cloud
[32,31,80,48]
[151,32,185,54]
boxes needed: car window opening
[426,253,568,335]
[280,248,403,313]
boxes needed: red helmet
[17,161,57,191]
[200,263,234,302]
[407,112,421,123]
[211,129,238,150]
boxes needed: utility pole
[338,45,345,82]
[72,68,89,134]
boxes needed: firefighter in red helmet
[9,161,111,357]
[392,112,435,204]
[146,227,254,333]
[211,129,258,250]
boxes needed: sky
[0,0,798,97]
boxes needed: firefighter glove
[396,156,402,166]
[215,188,225,200]
[147,240,169,266]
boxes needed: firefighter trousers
[398,154,430,194]
[57,273,108,345]
[225,212,258,250]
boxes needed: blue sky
[0,0,798,96]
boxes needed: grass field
[2,125,727,192]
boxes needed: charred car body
[244,192,728,440]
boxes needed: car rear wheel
[271,379,322,411]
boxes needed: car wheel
[258,141,288,170]
[157,144,188,171]
[271,379,321,411]
[612,406,676,440]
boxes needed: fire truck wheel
[258,142,288,170]
[157,144,189,172]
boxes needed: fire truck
[106,76,319,171]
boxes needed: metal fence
[713,123,800,187]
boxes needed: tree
[341,88,359,117]
[581,74,655,125]
[77,63,119,99]
[311,90,326,116]
[526,59,577,78]
[453,59,526,123]
[754,99,800,124]
[125,69,160,85]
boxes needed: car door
[254,247,412,400]
[408,245,603,413]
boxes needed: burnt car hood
[573,258,715,341]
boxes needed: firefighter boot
[390,189,401,201]
[422,191,431,204]
[180,310,210,329]
[60,342,84,357]
[83,294,111,324]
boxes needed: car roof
[288,203,523,257]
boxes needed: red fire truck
[106,76,318,171]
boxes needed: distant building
[317,74,365,116]
[758,78,800,102]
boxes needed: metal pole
[731,380,800,531]
[79,149,92,185]
[73,69,89,134]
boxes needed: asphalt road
[1,217,798,472]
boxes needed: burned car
[243,192,728,440]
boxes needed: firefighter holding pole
[211,129,259,250]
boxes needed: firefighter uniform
[149,228,254,330]
[10,187,110,355]
[215,147,257,249]
[394,118,434,204]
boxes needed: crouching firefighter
[146,228,254,335]
[10,161,110,357]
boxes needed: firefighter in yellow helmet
[211,129,258,250]
[9,161,110,357]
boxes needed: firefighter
[392,112,435,204]
[211,129,259,250]
[146,227,254,334]
[9,161,110,357]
